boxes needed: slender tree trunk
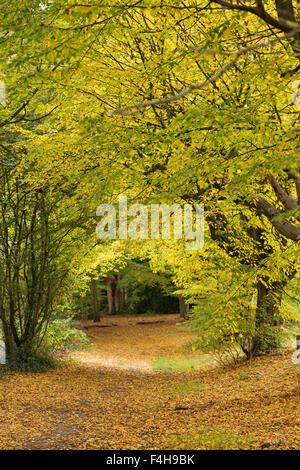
[90,276,100,322]
[120,288,125,311]
[106,277,116,314]
[106,275,124,314]
[178,295,189,319]
[114,275,122,313]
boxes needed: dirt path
[72,314,211,371]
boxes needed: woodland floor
[0,314,299,450]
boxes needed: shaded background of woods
[75,261,187,322]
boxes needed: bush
[6,345,57,373]
[40,319,89,357]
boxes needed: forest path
[71,314,210,372]
[0,315,298,450]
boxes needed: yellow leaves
[48,49,57,64]
[75,6,92,14]
[222,29,232,41]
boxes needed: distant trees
[74,261,179,318]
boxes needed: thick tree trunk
[1,319,17,357]
[249,279,283,358]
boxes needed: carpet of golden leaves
[0,314,299,450]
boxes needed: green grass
[165,381,205,394]
[238,371,250,380]
[151,356,212,372]
[152,401,164,410]
[165,426,250,450]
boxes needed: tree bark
[90,275,100,323]
[106,275,124,314]
[178,295,189,319]
[256,197,300,241]
[252,279,283,356]
[106,277,116,315]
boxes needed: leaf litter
[0,314,299,450]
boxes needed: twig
[108,27,300,116]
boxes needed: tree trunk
[106,275,124,314]
[90,275,100,322]
[178,295,189,319]
[249,279,283,358]
[1,318,17,357]
[106,277,116,314]
[114,275,123,313]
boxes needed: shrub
[39,319,89,357]
[6,345,57,373]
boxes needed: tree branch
[266,173,298,211]
[108,27,300,116]
[211,0,293,32]
[256,197,300,241]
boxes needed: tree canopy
[0,0,299,362]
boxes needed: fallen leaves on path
[72,314,210,370]
[0,315,299,450]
